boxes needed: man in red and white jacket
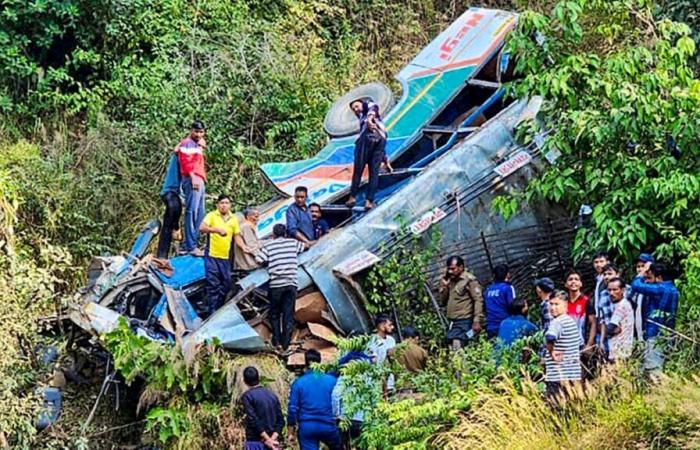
[177,120,208,255]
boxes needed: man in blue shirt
[484,264,516,338]
[630,262,679,378]
[497,298,538,347]
[156,153,182,258]
[309,203,329,240]
[287,349,342,450]
[286,186,316,247]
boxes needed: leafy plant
[503,0,700,267]
[365,227,443,345]
[103,319,291,447]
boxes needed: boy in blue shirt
[484,264,516,338]
[497,298,538,347]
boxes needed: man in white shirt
[366,314,397,393]
[606,278,634,362]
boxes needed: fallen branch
[87,419,147,438]
[647,319,699,345]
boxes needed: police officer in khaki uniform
[438,255,485,350]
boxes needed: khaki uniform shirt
[233,221,260,271]
[440,271,484,322]
[395,341,428,373]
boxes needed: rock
[302,339,331,351]
[319,347,339,362]
[253,322,272,342]
[287,352,306,366]
[293,340,339,364]
[320,310,343,332]
[302,339,339,361]
[294,292,327,324]
[303,339,338,362]
[50,370,67,389]
[308,322,337,343]
[291,326,310,343]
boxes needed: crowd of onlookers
[439,251,679,406]
[238,314,424,450]
[237,249,680,449]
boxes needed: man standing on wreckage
[345,99,391,211]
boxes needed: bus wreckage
[69,7,564,365]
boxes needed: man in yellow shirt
[199,194,248,315]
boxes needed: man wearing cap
[534,277,556,331]
[631,253,655,340]
[438,256,484,350]
[177,120,208,256]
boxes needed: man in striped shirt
[545,290,583,407]
[256,224,306,350]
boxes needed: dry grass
[432,366,700,450]
[224,353,293,409]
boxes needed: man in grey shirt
[234,208,262,275]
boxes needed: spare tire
[323,82,395,138]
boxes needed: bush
[104,319,292,448]
[0,143,79,448]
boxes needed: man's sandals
[346,196,375,210]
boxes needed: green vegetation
[365,229,444,346]
[103,319,291,448]
[1,0,700,448]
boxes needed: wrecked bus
[69,8,566,361]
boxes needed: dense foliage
[0,0,472,259]
[0,142,81,447]
[504,0,700,261]
[495,0,700,331]
[103,319,292,448]
[0,1,464,446]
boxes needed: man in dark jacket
[240,366,284,450]
[346,99,387,210]
[156,153,182,258]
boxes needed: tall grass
[433,366,700,450]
